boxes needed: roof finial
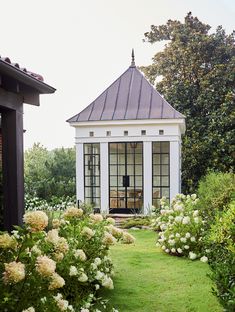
[131,48,135,67]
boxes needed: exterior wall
[73,119,185,214]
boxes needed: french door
[109,142,143,213]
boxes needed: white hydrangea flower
[168,239,175,246]
[171,248,176,253]
[193,210,199,217]
[185,232,191,238]
[200,256,208,263]
[177,248,183,254]
[182,216,190,225]
[190,236,196,242]
[184,245,189,250]
[165,249,170,253]
[191,194,197,200]
[175,233,181,238]
[69,266,78,276]
[189,252,197,260]
[194,217,199,223]
[161,245,166,250]
[78,273,88,282]
[94,257,102,266]
[175,216,183,223]
[180,237,187,243]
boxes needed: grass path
[102,230,222,312]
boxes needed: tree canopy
[141,12,235,192]
[24,143,76,200]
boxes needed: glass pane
[162,165,169,175]
[153,154,160,164]
[135,176,142,187]
[161,154,169,165]
[84,144,92,154]
[129,176,134,187]
[153,142,160,153]
[93,166,100,175]
[110,189,118,197]
[117,143,125,153]
[118,154,125,164]
[127,153,134,164]
[127,197,135,208]
[110,165,117,175]
[109,143,117,154]
[85,176,100,187]
[117,176,123,187]
[153,199,160,209]
[161,176,169,187]
[153,165,160,175]
[110,198,118,208]
[85,166,91,175]
[135,198,143,209]
[135,143,143,154]
[153,176,160,186]
[92,144,100,154]
[93,198,100,208]
[162,187,170,198]
[127,188,135,198]
[135,165,142,175]
[135,153,142,164]
[161,142,169,153]
[110,154,117,164]
[110,176,118,186]
[118,165,125,175]
[126,143,134,153]
[85,187,92,197]
[127,165,134,175]
[153,188,160,198]
[118,189,125,198]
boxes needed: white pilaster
[76,143,84,204]
[170,141,180,201]
[100,142,109,214]
[143,141,152,214]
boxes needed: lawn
[102,230,222,312]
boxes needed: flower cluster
[154,194,206,260]
[0,208,131,311]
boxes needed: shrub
[120,217,151,229]
[154,194,206,260]
[206,202,235,311]
[0,207,135,311]
[196,172,235,225]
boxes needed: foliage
[0,168,3,230]
[196,171,235,226]
[142,12,235,192]
[153,194,207,260]
[205,202,235,311]
[24,143,76,201]
[120,217,151,229]
[0,207,135,312]
[102,230,221,312]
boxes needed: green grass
[102,230,222,312]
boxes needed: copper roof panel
[67,61,184,123]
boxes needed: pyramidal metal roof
[67,57,184,123]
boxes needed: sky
[1,0,234,150]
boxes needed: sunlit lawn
[102,230,222,312]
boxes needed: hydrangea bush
[0,207,135,312]
[153,194,207,261]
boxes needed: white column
[100,142,109,214]
[170,140,180,201]
[76,143,84,205]
[143,141,152,215]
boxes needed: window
[84,143,100,208]
[159,130,164,135]
[106,131,111,136]
[124,130,128,136]
[89,131,94,137]
[152,142,170,209]
[141,130,146,135]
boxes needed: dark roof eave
[0,61,56,94]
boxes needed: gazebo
[68,53,185,214]
[0,56,55,230]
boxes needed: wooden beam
[0,88,23,111]
[2,107,24,231]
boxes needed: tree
[141,12,235,192]
[24,144,76,200]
